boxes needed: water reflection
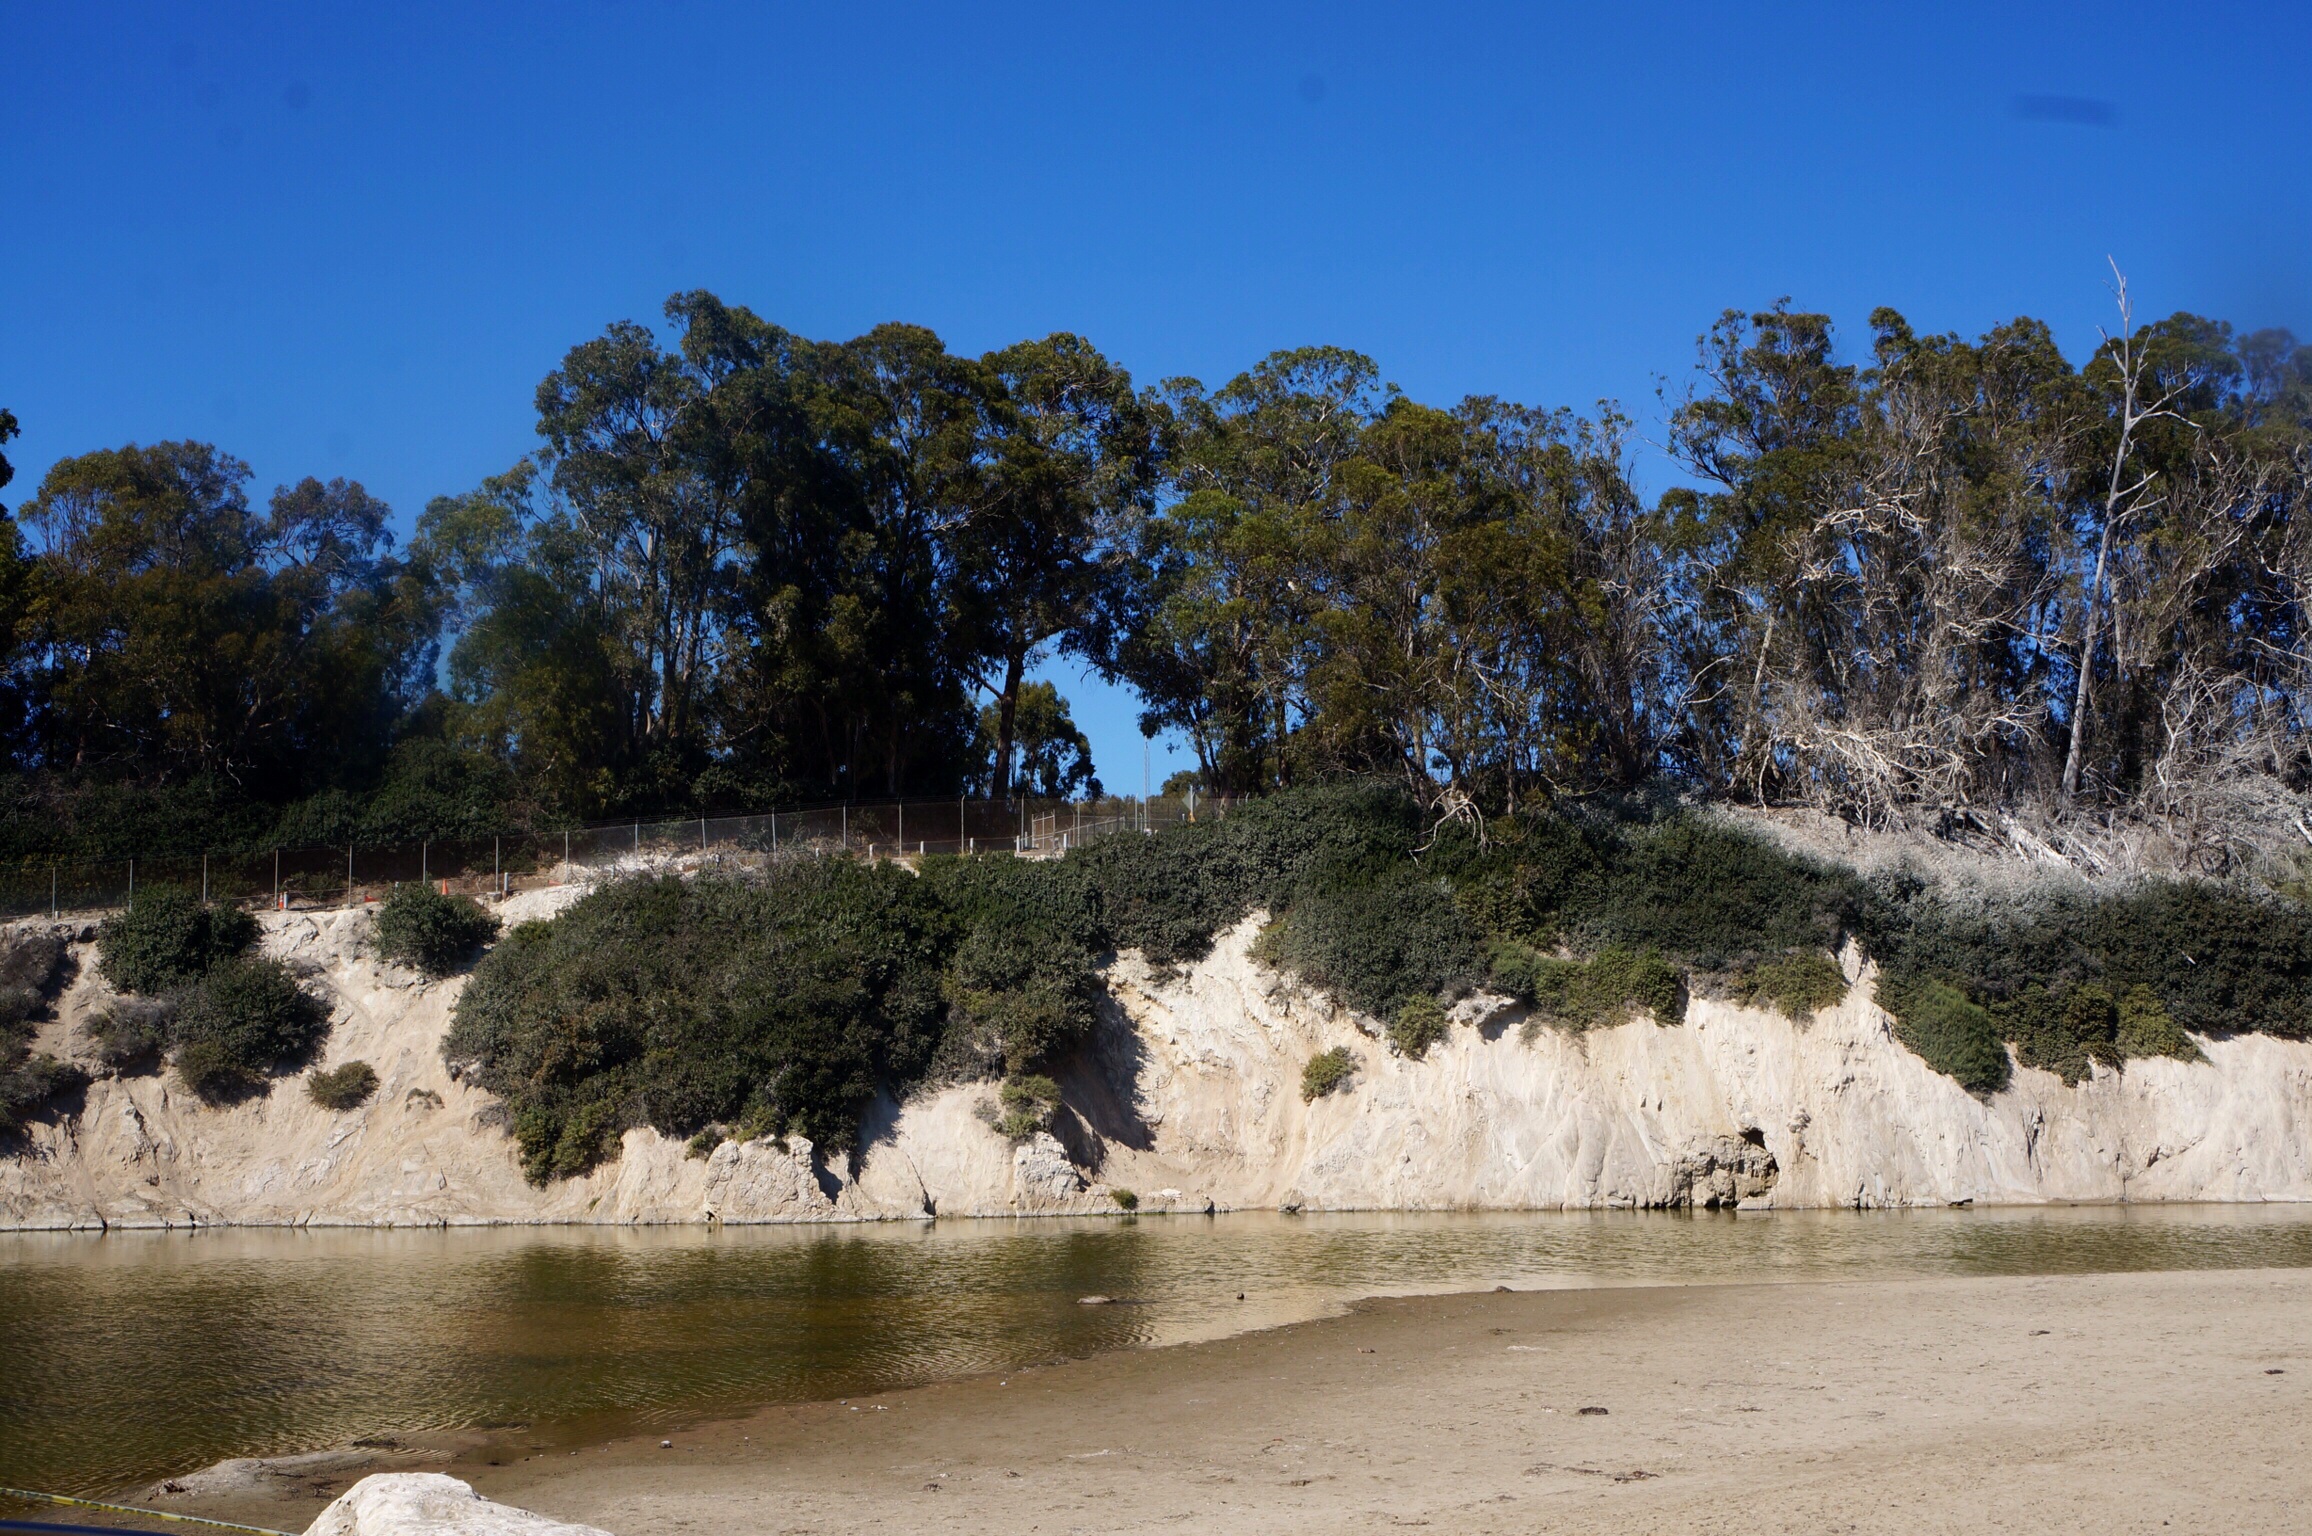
[4,1203,2310,1494]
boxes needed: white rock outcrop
[6,904,2312,1228]
[305,1474,608,1536]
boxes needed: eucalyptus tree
[960,333,1160,799]
[1110,347,1384,793]
[21,443,434,789]
[532,305,755,794]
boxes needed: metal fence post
[127,858,133,908]
[898,801,905,851]
[494,836,501,899]
[699,816,706,853]
[274,849,280,911]
[842,805,848,851]
[422,840,428,885]
[563,830,571,884]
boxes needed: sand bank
[452,1268,2312,1535]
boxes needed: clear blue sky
[7,2,2310,794]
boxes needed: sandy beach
[437,1267,2312,1535]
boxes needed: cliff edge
[4,905,2310,1228]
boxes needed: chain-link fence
[0,792,1235,921]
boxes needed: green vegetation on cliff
[91,891,331,1102]
[445,783,2312,1180]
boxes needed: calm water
[6,1205,2312,1495]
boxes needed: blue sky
[6,2,2310,793]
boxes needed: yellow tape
[0,1488,297,1536]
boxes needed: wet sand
[454,1267,2312,1535]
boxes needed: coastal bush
[0,929,66,1002]
[172,956,332,1102]
[1300,1045,1356,1101]
[1975,981,2201,1084]
[306,1060,379,1110]
[1730,951,1849,1021]
[1434,809,1875,970]
[941,928,1101,1077]
[996,1074,1060,1139]
[1109,1186,1138,1210]
[448,865,954,1182]
[1489,941,1684,1031]
[436,780,2312,1174]
[86,997,172,1069]
[1255,865,1482,1020]
[85,890,331,1100]
[374,884,501,976]
[1387,995,1451,1059]
[1071,781,1423,966]
[0,1038,83,1136]
[2116,985,2197,1062]
[1876,975,2009,1094]
[97,890,257,995]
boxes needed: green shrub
[86,998,172,1070]
[448,865,954,1182]
[1072,781,1423,966]
[1491,941,1685,1031]
[0,1042,84,1136]
[172,955,332,1102]
[1879,975,2010,1094]
[1434,809,1875,969]
[432,782,2312,1170]
[1300,1045,1356,1101]
[97,890,257,995]
[0,983,38,1032]
[2117,985,2200,1062]
[0,927,82,1132]
[0,929,66,998]
[306,1060,379,1110]
[374,883,502,976]
[514,1096,626,1181]
[1980,980,2202,1083]
[1256,865,1482,1019]
[685,1127,725,1159]
[941,929,1100,1076]
[1109,1186,1138,1210]
[1876,878,2312,1046]
[1731,951,1849,1020]
[1000,1073,1059,1110]
[995,1073,1060,1140]
[1388,995,1451,1059]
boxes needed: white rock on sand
[8,900,2312,1227]
[305,1474,609,1536]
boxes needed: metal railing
[0,791,1233,921]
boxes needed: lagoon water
[7,1204,2312,1496]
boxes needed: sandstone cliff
[4,903,2310,1228]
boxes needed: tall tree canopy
[17,444,436,791]
[3,287,2309,881]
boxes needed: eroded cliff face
[4,907,2310,1229]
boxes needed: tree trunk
[992,649,1025,801]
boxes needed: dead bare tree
[2061,265,2191,803]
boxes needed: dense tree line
[2,283,2308,870]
